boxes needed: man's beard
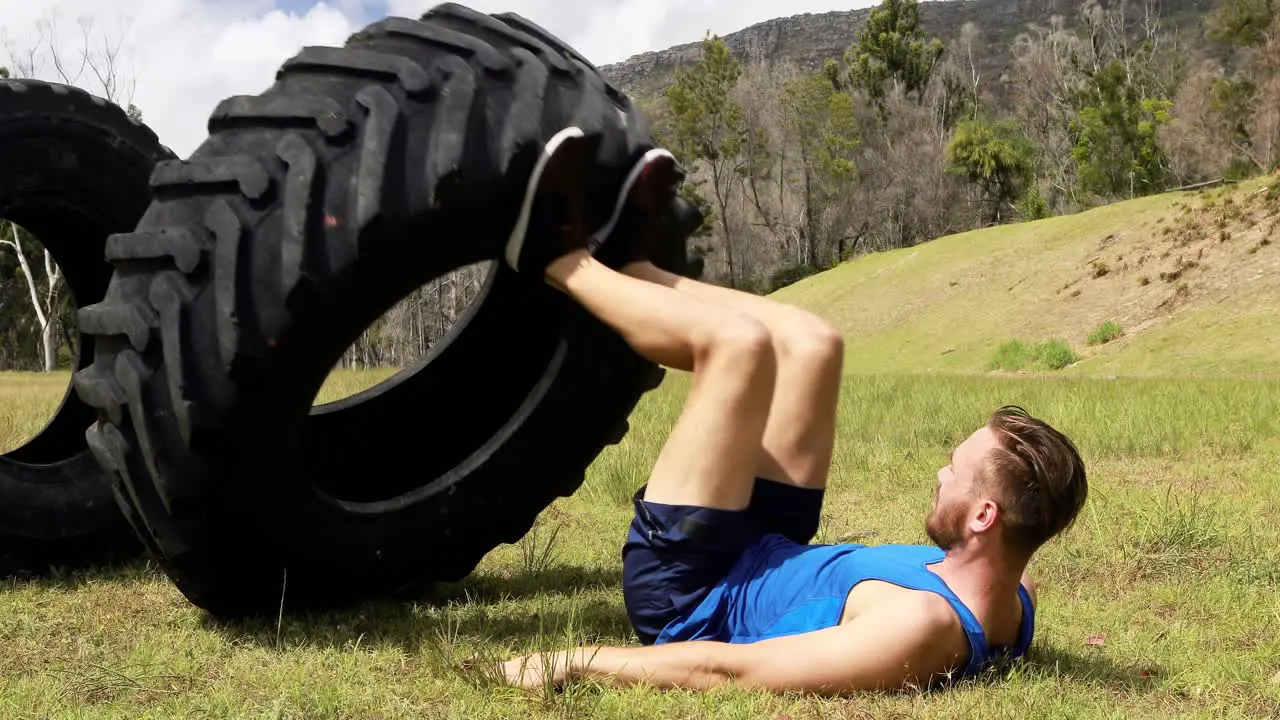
[925,497,967,551]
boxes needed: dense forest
[1,0,1276,372]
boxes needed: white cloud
[1,0,873,158]
[0,0,372,157]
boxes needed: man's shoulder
[847,583,966,644]
[834,589,973,684]
[899,587,966,634]
[838,555,966,639]
[884,587,971,668]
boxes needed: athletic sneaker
[591,149,704,276]
[586,147,680,259]
[503,126,593,274]
[504,133,702,276]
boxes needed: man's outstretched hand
[501,651,565,691]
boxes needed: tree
[336,264,488,370]
[1070,60,1173,198]
[1252,16,1280,170]
[781,69,860,266]
[1160,63,1244,182]
[1004,0,1187,208]
[2,14,140,106]
[1008,18,1090,210]
[1200,0,1280,172]
[844,0,945,108]
[734,63,780,238]
[1207,0,1275,46]
[0,222,64,371]
[946,118,1037,224]
[666,34,749,287]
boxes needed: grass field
[2,181,1279,718]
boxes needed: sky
[0,0,873,158]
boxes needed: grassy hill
[773,177,1280,379]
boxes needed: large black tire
[74,4,697,617]
[0,79,174,576]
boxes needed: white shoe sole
[504,126,586,271]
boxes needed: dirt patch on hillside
[1055,180,1280,344]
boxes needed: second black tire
[74,4,694,617]
[0,79,174,576]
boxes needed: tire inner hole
[0,215,90,461]
[305,260,566,505]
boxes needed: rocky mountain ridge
[598,0,1220,98]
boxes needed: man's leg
[592,148,845,494]
[507,128,778,511]
[542,251,784,643]
[580,147,843,551]
[545,250,776,511]
[625,261,844,493]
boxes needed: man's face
[926,426,1002,551]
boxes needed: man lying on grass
[495,127,1089,696]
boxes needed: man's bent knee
[778,314,843,372]
[701,315,776,380]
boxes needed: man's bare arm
[503,595,969,695]
[503,641,736,692]
[707,595,968,694]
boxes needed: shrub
[988,338,1080,371]
[1087,320,1124,345]
[768,263,820,292]
[1034,338,1079,369]
[988,340,1033,371]
[1017,184,1051,221]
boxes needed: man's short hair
[981,405,1088,556]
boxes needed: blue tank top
[655,535,1036,679]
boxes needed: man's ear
[970,498,1000,534]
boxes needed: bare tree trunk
[40,248,62,371]
[42,321,58,371]
[741,173,774,233]
[967,34,981,119]
[803,163,816,266]
[710,162,737,288]
[1,223,63,371]
[776,142,788,244]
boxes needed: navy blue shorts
[621,478,825,645]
